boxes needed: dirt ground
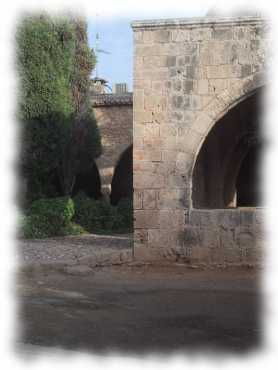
[16,264,262,356]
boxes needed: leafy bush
[22,197,75,238]
[21,194,133,239]
[116,198,133,232]
[62,222,87,236]
[73,193,133,234]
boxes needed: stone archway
[191,85,265,209]
[132,15,269,264]
[189,72,266,207]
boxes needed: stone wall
[132,16,270,265]
[184,208,264,266]
[92,93,133,196]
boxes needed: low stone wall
[18,234,133,275]
[184,207,265,266]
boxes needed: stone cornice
[91,93,133,107]
[131,16,268,30]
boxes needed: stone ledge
[131,16,267,30]
[19,249,134,276]
[91,93,133,107]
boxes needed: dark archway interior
[192,87,264,209]
[110,145,133,205]
[72,162,102,199]
[236,144,262,206]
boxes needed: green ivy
[17,14,102,202]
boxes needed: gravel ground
[17,234,133,268]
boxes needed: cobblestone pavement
[17,265,261,356]
[18,234,133,271]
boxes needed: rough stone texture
[183,208,265,266]
[92,93,133,196]
[132,16,269,265]
[65,265,94,276]
[18,234,133,270]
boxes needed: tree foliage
[17,14,101,202]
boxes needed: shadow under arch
[110,145,133,205]
[192,86,265,209]
[72,161,102,199]
[188,72,267,205]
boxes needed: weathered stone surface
[78,255,98,267]
[65,265,94,276]
[143,189,157,209]
[134,210,160,229]
[157,189,184,210]
[132,16,268,265]
[134,172,165,189]
[134,189,143,209]
[93,96,132,196]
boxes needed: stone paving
[18,234,133,273]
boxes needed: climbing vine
[17,14,101,202]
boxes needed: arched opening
[110,145,133,205]
[72,162,102,199]
[236,143,262,206]
[192,87,264,209]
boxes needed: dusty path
[17,265,262,356]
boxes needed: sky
[87,9,208,92]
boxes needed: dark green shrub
[22,197,75,238]
[73,193,110,232]
[17,15,101,202]
[116,198,133,232]
[21,194,133,239]
[62,222,87,236]
[73,193,133,234]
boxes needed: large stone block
[133,245,161,261]
[148,228,180,249]
[190,246,210,264]
[134,189,143,209]
[134,229,148,248]
[202,227,220,250]
[158,210,185,229]
[134,149,162,162]
[175,152,194,172]
[240,209,255,227]
[157,188,185,210]
[134,210,160,229]
[197,79,209,94]
[144,123,160,137]
[133,89,144,110]
[206,64,241,79]
[153,29,171,43]
[134,172,165,189]
[212,28,233,40]
[171,29,190,42]
[143,189,157,209]
[176,129,203,154]
[217,209,240,229]
[191,112,213,135]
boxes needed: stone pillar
[131,16,268,263]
